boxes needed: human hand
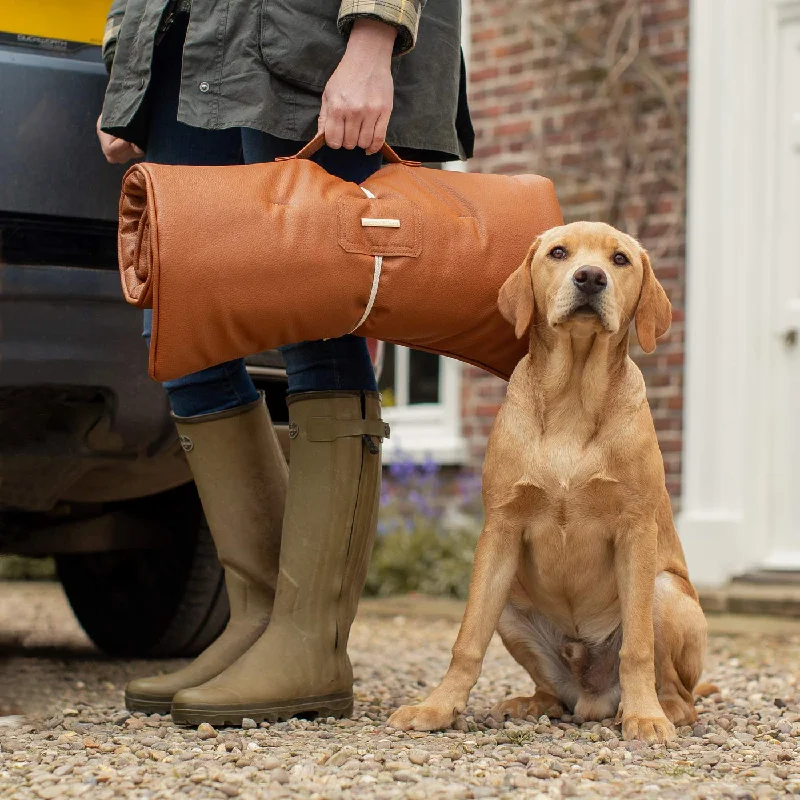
[96,114,144,164]
[318,19,395,156]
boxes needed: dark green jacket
[100,0,473,161]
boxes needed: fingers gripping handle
[279,132,421,167]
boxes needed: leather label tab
[337,196,421,257]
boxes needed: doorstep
[698,578,800,619]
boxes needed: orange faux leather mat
[118,139,563,382]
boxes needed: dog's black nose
[573,266,607,295]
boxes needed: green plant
[367,454,482,598]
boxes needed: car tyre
[56,483,229,658]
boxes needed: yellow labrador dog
[388,221,708,744]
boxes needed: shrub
[367,454,483,599]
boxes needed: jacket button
[199,81,210,93]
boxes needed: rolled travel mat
[118,135,563,382]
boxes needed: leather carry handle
[279,132,421,167]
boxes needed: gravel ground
[1,582,799,799]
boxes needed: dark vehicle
[0,7,291,658]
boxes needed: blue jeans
[141,16,379,418]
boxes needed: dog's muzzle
[573,266,608,296]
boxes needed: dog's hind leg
[492,605,576,721]
[653,571,708,727]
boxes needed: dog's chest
[523,430,615,496]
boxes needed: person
[97,0,473,726]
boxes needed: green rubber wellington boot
[170,390,388,726]
[125,394,288,714]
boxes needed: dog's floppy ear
[498,238,540,339]
[634,249,672,354]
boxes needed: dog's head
[498,221,671,353]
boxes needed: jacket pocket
[259,0,345,91]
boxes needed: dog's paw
[491,692,565,722]
[622,714,676,744]
[490,696,538,721]
[660,697,697,727]
[388,703,456,732]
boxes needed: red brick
[464,0,689,499]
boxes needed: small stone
[774,698,787,708]
[62,709,79,717]
[529,766,551,779]
[453,715,470,732]
[218,784,239,797]
[443,749,462,760]
[197,723,216,740]
[35,787,68,799]
[272,768,290,784]
[241,718,257,730]
[393,770,419,782]
[328,746,357,767]
[626,740,645,751]
[260,756,282,770]
[408,749,430,765]
[124,718,144,730]
[595,747,612,764]
[470,788,499,799]
[560,778,578,797]
[692,723,708,737]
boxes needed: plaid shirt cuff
[337,0,423,56]
[102,15,123,72]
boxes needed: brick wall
[462,0,689,499]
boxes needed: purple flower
[388,451,416,484]
[457,472,482,502]
[421,454,439,477]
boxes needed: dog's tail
[694,682,719,698]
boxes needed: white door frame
[680,0,800,584]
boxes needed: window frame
[380,346,467,464]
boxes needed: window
[377,344,466,464]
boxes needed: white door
[763,12,800,568]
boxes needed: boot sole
[125,691,174,716]
[170,691,354,727]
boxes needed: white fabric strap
[349,186,383,333]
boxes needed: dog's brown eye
[549,246,567,260]
[613,252,629,266]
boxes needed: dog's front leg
[614,518,676,744]
[388,515,522,731]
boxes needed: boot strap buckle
[304,417,390,443]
